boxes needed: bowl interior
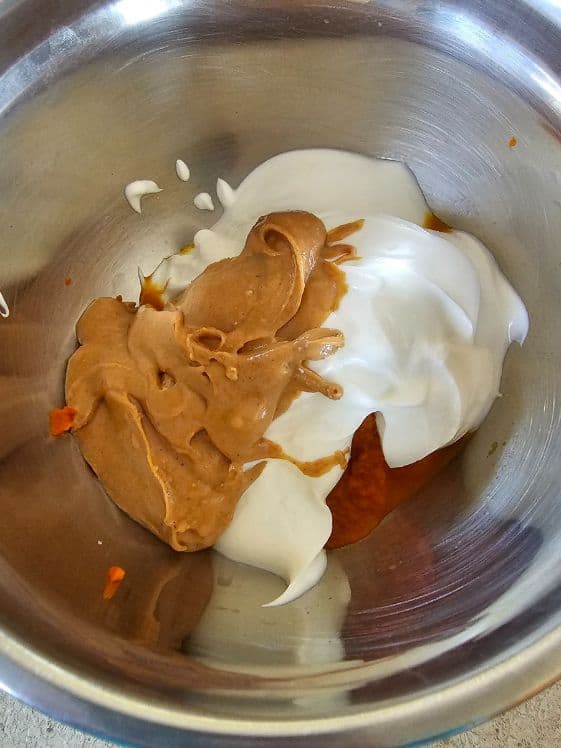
[1,1,561,744]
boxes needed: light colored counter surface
[0,680,559,747]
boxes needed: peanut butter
[66,212,347,552]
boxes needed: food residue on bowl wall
[49,406,76,436]
[193,192,214,211]
[175,158,190,182]
[103,565,126,600]
[124,180,162,214]
[138,273,167,310]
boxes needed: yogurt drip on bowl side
[148,149,528,606]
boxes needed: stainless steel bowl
[1,1,561,745]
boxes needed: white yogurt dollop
[124,180,162,214]
[175,159,190,182]
[193,192,214,211]
[147,149,528,605]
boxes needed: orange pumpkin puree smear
[103,565,126,600]
[326,414,467,549]
[423,212,453,233]
[49,406,77,436]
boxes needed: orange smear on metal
[423,212,453,233]
[139,275,167,311]
[179,243,195,255]
[64,277,73,286]
[103,565,126,600]
[326,414,467,549]
[49,406,76,436]
[508,136,517,148]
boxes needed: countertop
[0,679,560,747]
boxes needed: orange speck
[103,565,126,600]
[423,212,453,233]
[508,136,517,148]
[49,406,76,436]
[179,242,195,255]
[64,277,72,286]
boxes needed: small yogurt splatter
[124,180,162,214]
[0,291,9,318]
[216,178,236,208]
[175,159,191,182]
[194,192,215,211]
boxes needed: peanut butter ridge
[66,212,352,552]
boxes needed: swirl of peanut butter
[66,212,347,552]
